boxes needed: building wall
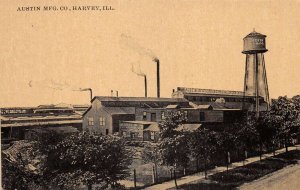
[135,108,165,122]
[119,122,159,142]
[119,122,144,141]
[171,88,267,111]
[183,109,223,123]
[82,99,113,135]
[136,108,224,123]
[111,114,135,133]
[143,131,159,142]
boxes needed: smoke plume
[120,34,157,59]
[28,79,70,91]
[131,62,146,77]
[28,79,90,92]
[72,88,92,92]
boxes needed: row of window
[142,110,205,121]
[143,111,166,121]
[186,96,251,102]
[87,117,106,126]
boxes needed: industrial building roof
[143,122,160,132]
[93,96,188,102]
[122,121,157,125]
[165,104,180,109]
[175,124,201,132]
[176,87,244,96]
[102,107,135,115]
[28,126,79,134]
[196,105,213,109]
[1,119,82,128]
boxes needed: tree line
[147,95,300,188]
[2,132,132,190]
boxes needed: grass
[168,150,300,190]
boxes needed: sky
[1,0,300,107]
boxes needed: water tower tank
[242,30,268,54]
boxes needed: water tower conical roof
[244,30,266,39]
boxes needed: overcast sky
[1,0,300,107]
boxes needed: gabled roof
[82,106,92,116]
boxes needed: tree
[39,132,132,189]
[189,128,218,178]
[292,95,300,110]
[158,111,190,188]
[1,141,42,190]
[234,112,259,152]
[258,111,281,155]
[141,143,161,183]
[269,96,300,152]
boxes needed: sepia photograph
[1,0,300,189]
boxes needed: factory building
[133,105,242,128]
[82,96,190,135]
[1,104,88,143]
[172,87,268,111]
[81,94,246,142]
[119,121,160,142]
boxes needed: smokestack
[111,90,113,96]
[78,88,93,102]
[88,88,92,101]
[116,91,119,97]
[144,75,147,97]
[153,58,160,98]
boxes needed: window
[150,132,155,140]
[161,111,165,120]
[131,132,137,139]
[200,112,205,121]
[106,129,109,135]
[151,113,156,122]
[99,117,105,126]
[88,117,94,126]
[143,111,147,120]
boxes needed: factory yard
[239,163,300,190]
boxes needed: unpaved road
[239,162,300,190]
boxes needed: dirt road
[239,162,300,190]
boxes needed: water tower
[242,29,270,117]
